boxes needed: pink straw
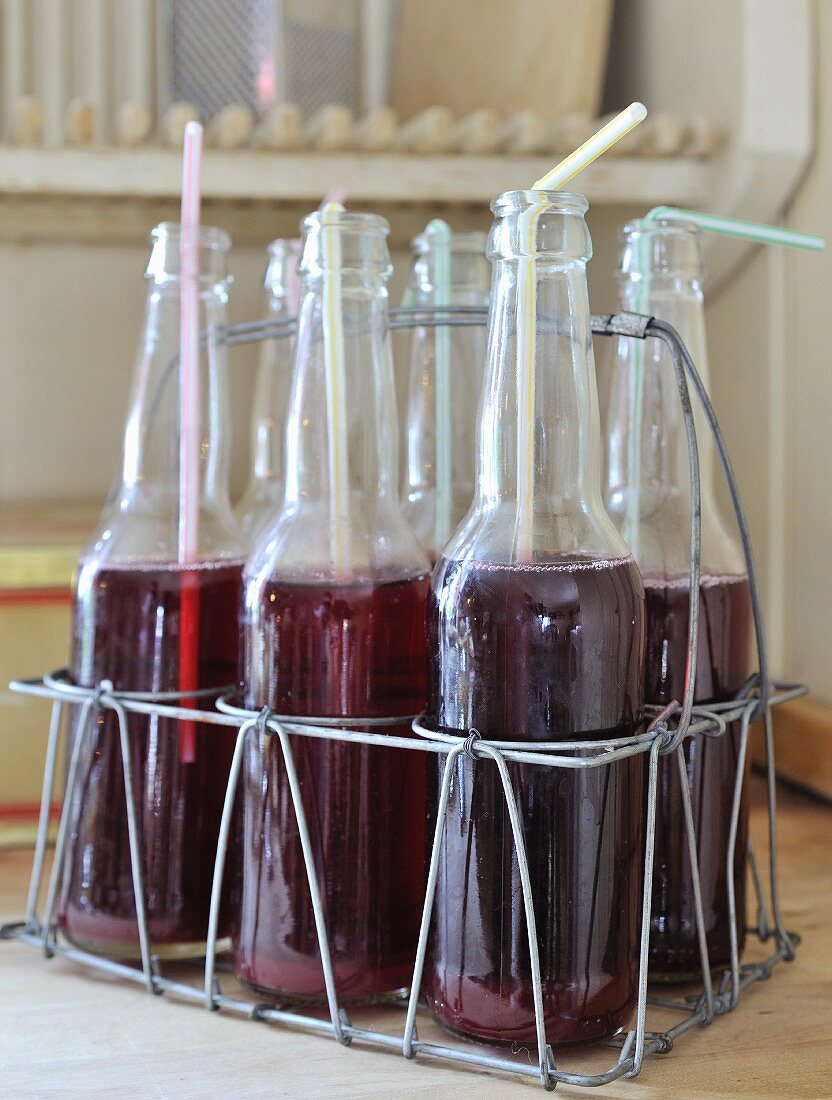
[178,121,203,764]
[323,186,347,207]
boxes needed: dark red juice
[235,574,429,1002]
[645,573,753,977]
[58,558,242,957]
[425,555,645,1045]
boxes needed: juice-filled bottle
[425,191,646,1045]
[236,237,301,546]
[236,208,430,1002]
[604,218,752,978]
[59,223,245,957]
[401,223,489,561]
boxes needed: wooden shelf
[0,146,713,207]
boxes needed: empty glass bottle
[401,224,490,561]
[236,209,430,1002]
[425,191,646,1045]
[604,217,752,978]
[236,237,301,546]
[59,223,245,958]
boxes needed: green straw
[425,218,453,555]
[645,206,826,251]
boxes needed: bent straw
[321,201,350,575]
[513,104,648,561]
[178,120,203,763]
[425,218,454,555]
[645,206,826,251]
[531,103,647,191]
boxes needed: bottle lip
[491,189,589,216]
[151,222,232,252]
[410,230,487,255]
[617,217,705,282]
[267,236,302,257]
[621,216,702,242]
[302,210,390,236]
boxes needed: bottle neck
[409,242,489,306]
[120,276,233,520]
[610,269,717,511]
[605,228,745,578]
[402,236,490,559]
[477,254,608,520]
[285,271,399,509]
[249,243,300,483]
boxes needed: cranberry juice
[235,574,429,1003]
[58,559,242,957]
[645,573,753,977]
[425,555,645,1045]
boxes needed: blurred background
[0,0,829,817]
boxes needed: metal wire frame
[2,309,805,1091]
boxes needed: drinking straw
[178,120,203,764]
[321,201,351,574]
[621,207,825,551]
[513,104,648,561]
[425,218,454,555]
[323,185,347,207]
[530,103,648,191]
[645,206,826,251]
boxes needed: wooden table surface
[1,779,830,1100]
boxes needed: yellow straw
[514,104,648,561]
[532,103,647,190]
[321,201,350,574]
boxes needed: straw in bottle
[424,218,454,554]
[622,205,825,546]
[178,120,203,764]
[320,201,351,575]
[512,103,648,561]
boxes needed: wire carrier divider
[3,308,805,1091]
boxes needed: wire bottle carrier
[3,306,804,1091]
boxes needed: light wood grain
[391,0,613,120]
[0,147,713,205]
[1,779,829,1098]
[753,696,832,802]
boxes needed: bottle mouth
[621,217,702,243]
[300,210,392,277]
[410,230,488,256]
[151,222,232,252]
[301,210,390,236]
[491,189,589,216]
[488,190,591,262]
[267,237,302,257]
[618,217,705,281]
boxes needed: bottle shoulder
[79,500,246,569]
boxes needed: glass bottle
[236,209,430,1002]
[59,224,245,957]
[401,225,490,561]
[604,218,752,978]
[425,191,646,1045]
[235,237,301,546]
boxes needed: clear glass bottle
[604,218,752,978]
[401,225,490,561]
[236,209,430,1002]
[235,237,301,546]
[425,191,646,1044]
[59,224,245,958]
